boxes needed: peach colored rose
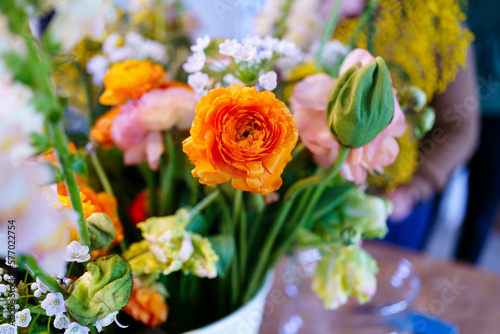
[290,49,407,184]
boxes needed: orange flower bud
[123,286,168,328]
[99,60,164,106]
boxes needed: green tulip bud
[86,213,115,252]
[65,254,133,326]
[327,57,394,147]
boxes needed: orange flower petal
[183,84,298,195]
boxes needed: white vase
[184,271,275,334]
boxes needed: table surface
[259,241,500,334]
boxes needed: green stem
[188,189,221,221]
[243,199,294,302]
[232,190,243,231]
[315,0,344,66]
[19,255,69,299]
[160,133,176,216]
[76,62,94,130]
[28,310,43,334]
[49,121,89,247]
[67,262,75,277]
[140,164,158,216]
[90,151,114,196]
[239,199,247,283]
[284,146,351,201]
[47,316,52,333]
[269,147,351,268]
[346,0,380,49]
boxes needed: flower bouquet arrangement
[0,0,446,333]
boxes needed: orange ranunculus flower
[89,107,121,148]
[99,60,164,106]
[123,285,169,327]
[183,84,298,195]
[58,184,124,247]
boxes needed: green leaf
[68,153,88,175]
[30,133,50,155]
[208,235,235,278]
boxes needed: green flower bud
[65,254,133,326]
[86,213,115,252]
[327,57,394,147]
[403,85,427,111]
[415,106,436,139]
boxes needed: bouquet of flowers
[0,0,449,333]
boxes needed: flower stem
[315,0,344,66]
[346,0,380,49]
[49,121,90,247]
[188,189,220,221]
[243,199,294,302]
[160,133,176,216]
[140,164,158,216]
[90,151,114,196]
[239,198,248,283]
[269,147,351,268]
[19,255,69,299]
[67,262,75,277]
[284,146,350,201]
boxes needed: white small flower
[36,278,49,294]
[34,290,42,298]
[143,40,167,63]
[242,35,262,48]
[41,292,66,316]
[233,43,257,62]
[208,59,231,72]
[223,74,242,85]
[261,36,280,50]
[102,32,120,56]
[182,51,206,73]
[15,309,31,327]
[93,311,128,332]
[0,323,17,334]
[187,72,209,93]
[219,39,239,56]
[54,314,71,330]
[275,39,301,58]
[256,49,274,63]
[259,71,278,91]
[124,31,143,48]
[65,322,90,334]
[0,284,6,293]
[65,241,90,263]
[191,35,211,52]
[86,55,109,86]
